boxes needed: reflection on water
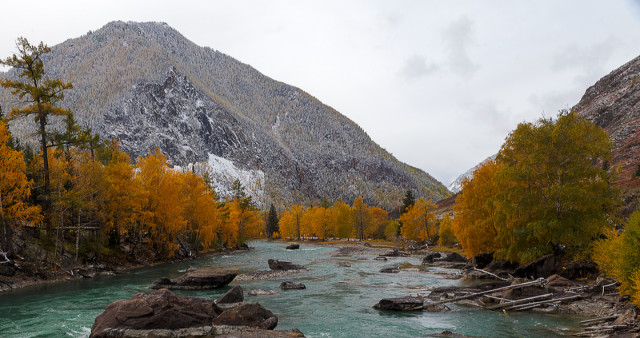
[0,240,581,337]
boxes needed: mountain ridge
[1,21,450,209]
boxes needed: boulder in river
[286,244,300,250]
[374,256,388,261]
[213,302,279,329]
[150,268,237,290]
[268,259,305,271]
[422,252,442,264]
[442,252,467,263]
[280,281,306,290]
[90,289,222,337]
[216,285,244,304]
[373,296,424,311]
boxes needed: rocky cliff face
[572,55,640,214]
[1,21,449,208]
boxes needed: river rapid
[0,240,582,337]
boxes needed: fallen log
[509,294,582,311]
[579,314,621,326]
[472,267,513,282]
[429,278,546,306]
[485,293,553,310]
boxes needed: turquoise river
[0,240,583,337]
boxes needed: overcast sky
[2,1,640,187]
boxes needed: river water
[0,240,582,337]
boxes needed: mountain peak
[2,21,450,208]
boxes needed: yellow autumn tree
[593,210,640,305]
[279,204,305,239]
[307,206,331,240]
[351,196,372,240]
[136,149,185,258]
[400,198,436,242]
[330,199,352,239]
[369,206,389,239]
[452,159,501,257]
[0,120,42,252]
[180,171,221,251]
[438,215,456,247]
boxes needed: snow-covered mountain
[448,154,497,193]
[1,21,450,208]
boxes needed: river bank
[0,247,249,292]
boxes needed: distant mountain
[1,21,450,209]
[572,54,640,214]
[447,154,496,193]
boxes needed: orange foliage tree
[400,198,436,242]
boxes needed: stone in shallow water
[216,285,244,304]
[213,302,278,329]
[286,243,300,250]
[280,281,306,290]
[90,289,222,336]
[268,259,305,271]
[373,296,424,311]
[150,268,236,290]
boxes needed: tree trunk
[0,191,8,251]
[39,113,52,231]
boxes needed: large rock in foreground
[151,268,237,290]
[213,302,278,329]
[90,289,222,337]
[373,296,424,311]
[268,259,305,271]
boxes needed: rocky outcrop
[213,303,278,329]
[94,326,305,337]
[514,254,561,279]
[280,281,306,290]
[373,296,424,311]
[150,269,237,290]
[268,259,305,271]
[558,259,599,280]
[216,286,244,304]
[571,55,640,214]
[90,289,222,337]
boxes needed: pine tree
[266,203,279,239]
[0,38,73,230]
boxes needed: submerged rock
[248,289,280,296]
[379,265,400,273]
[213,302,278,329]
[286,244,300,250]
[373,296,424,311]
[268,259,305,271]
[280,281,306,290]
[374,256,388,261]
[216,285,244,304]
[150,268,237,290]
[90,289,222,337]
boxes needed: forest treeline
[1,116,264,262]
